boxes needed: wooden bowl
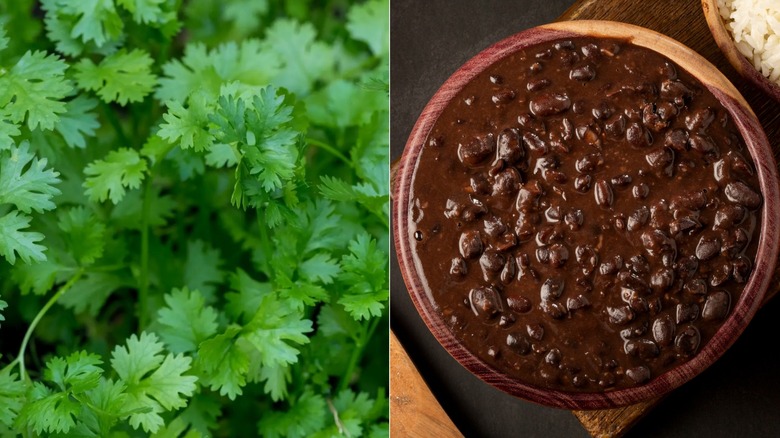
[392,20,780,410]
[702,0,780,101]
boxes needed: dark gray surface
[390,1,780,437]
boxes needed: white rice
[718,0,780,85]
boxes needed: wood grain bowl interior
[701,0,780,102]
[392,20,780,410]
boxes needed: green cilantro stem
[138,179,152,331]
[306,137,352,168]
[337,315,382,393]
[17,269,85,381]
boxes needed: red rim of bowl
[392,20,780,410]
[701,0,780,102]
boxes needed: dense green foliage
[0,0,389,436]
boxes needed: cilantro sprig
[0,0,389,436]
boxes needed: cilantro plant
[0,0,389,436]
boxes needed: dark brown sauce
[409,37,762,391]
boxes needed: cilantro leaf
[0,369,25,428]
[117,0,165,24]
[338,233,388,320]
[156,287,219,354]
[16,382,79,434]
[196,326,249,400]
[262,19,334,96]
[74,49,157,105]
[111,332,198,433]
[83,148,147,204]
[347,0,390,56]
[0,50,72,130]
[158,92,215,151]
[0,211,47,265]
[257,390,327,438]
[0,142,61,214]
[57,206,106,266]
[44,351,103,393]
[55,96,100,148]
[53,0,124,47]
[183,240,224,299]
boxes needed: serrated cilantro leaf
[157,287,218,353]
[117,0,164,24]
[0,142,61,214]
[299,253,340,284]
[55,96,100,148]
[347,0,389,56]
[111,332,198,433]
[16,382,79,434]
[257,390,327,438]
[306,80,386,130]
[0,117,21,151]
[55,0,124,47]
[0,369,25,428]
[338,233,388,320]
[82,377,130,435]
[45,351,103,393]
[83,148,147,204]
[57,206,106,266]
[156,40,280,104]
[110,186,175,230]
[75,49,157,105]
[196,327,248,400]
[0,50,72,130]
[262,19,334,96]
[243,291,313,368]
[158,93,215,151]
[0,211,46,265]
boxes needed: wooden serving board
[561,0,780,436]
[390,0,780,437]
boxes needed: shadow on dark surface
[391,1,780,437]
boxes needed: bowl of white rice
[703,0,780,101]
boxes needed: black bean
[517,113,546,134]
[496,128,525,163]
[523,132,548,153]
[492,89,516,105]
[458,134,495,167]
[702,290,731,321]
[626,366,651,384]
[695,235,721,261]
[599,256,622,276]
[598,372,616,388]
[529,62,543,73]
[710,260,732,287]
[656,101,678,121]
[642,103,669,132]
[610,174,632,187]
[570,64,596,81]
[581,43,600,58]
[575,124,601,146]
[507,295,532,314]
[468,175,491,195]
[650,268,675,292]
[548,243,569,268]
[620,321,649,339]
[449,257,467,277]
[574,175,592,193]
[626,122,652,148]
[506,333,531,355]
[496,232,518,252]
[566,295,591,311]
[724,181,762,209]
[543,302,569,319]
[469,287,501,319]
[664,129,689,151]
[676,255,699,280]
[607,305,634,325]
[544,205,562,223]
[483,216,506,238]
[626,206,650,231]
[592,101,613,120]
[564,209,584,230]
[605,114,627,137]
[540,277,565,301]
[684,279,708,295]
[594,180,614,208]
[641,229,676,258]
[652,315,676,346]
[732,256,752,283]
[459,231,483,259]
[480,250,505,274]
[529,92,571,116]
[515,180,544,211]
[660,79,693,105]
[487,346,499,358]
[675,326,701,356]
[689,134,716,154]
[527,323,545,340]
[684,107,715,132]
[490,75,503,84]
[645,147,675,176]
[500,258,516,284]
[498,314,515,328]
[676,303,700,324]
[492,167,522,196]
[575,152,603,173]
[632,183,650,199]
[670,216,702,236]
[527,78,551,91]
[628,255,650,276]
[625,338,660,359]
[714,205,746,229]
[575,245,599,276]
